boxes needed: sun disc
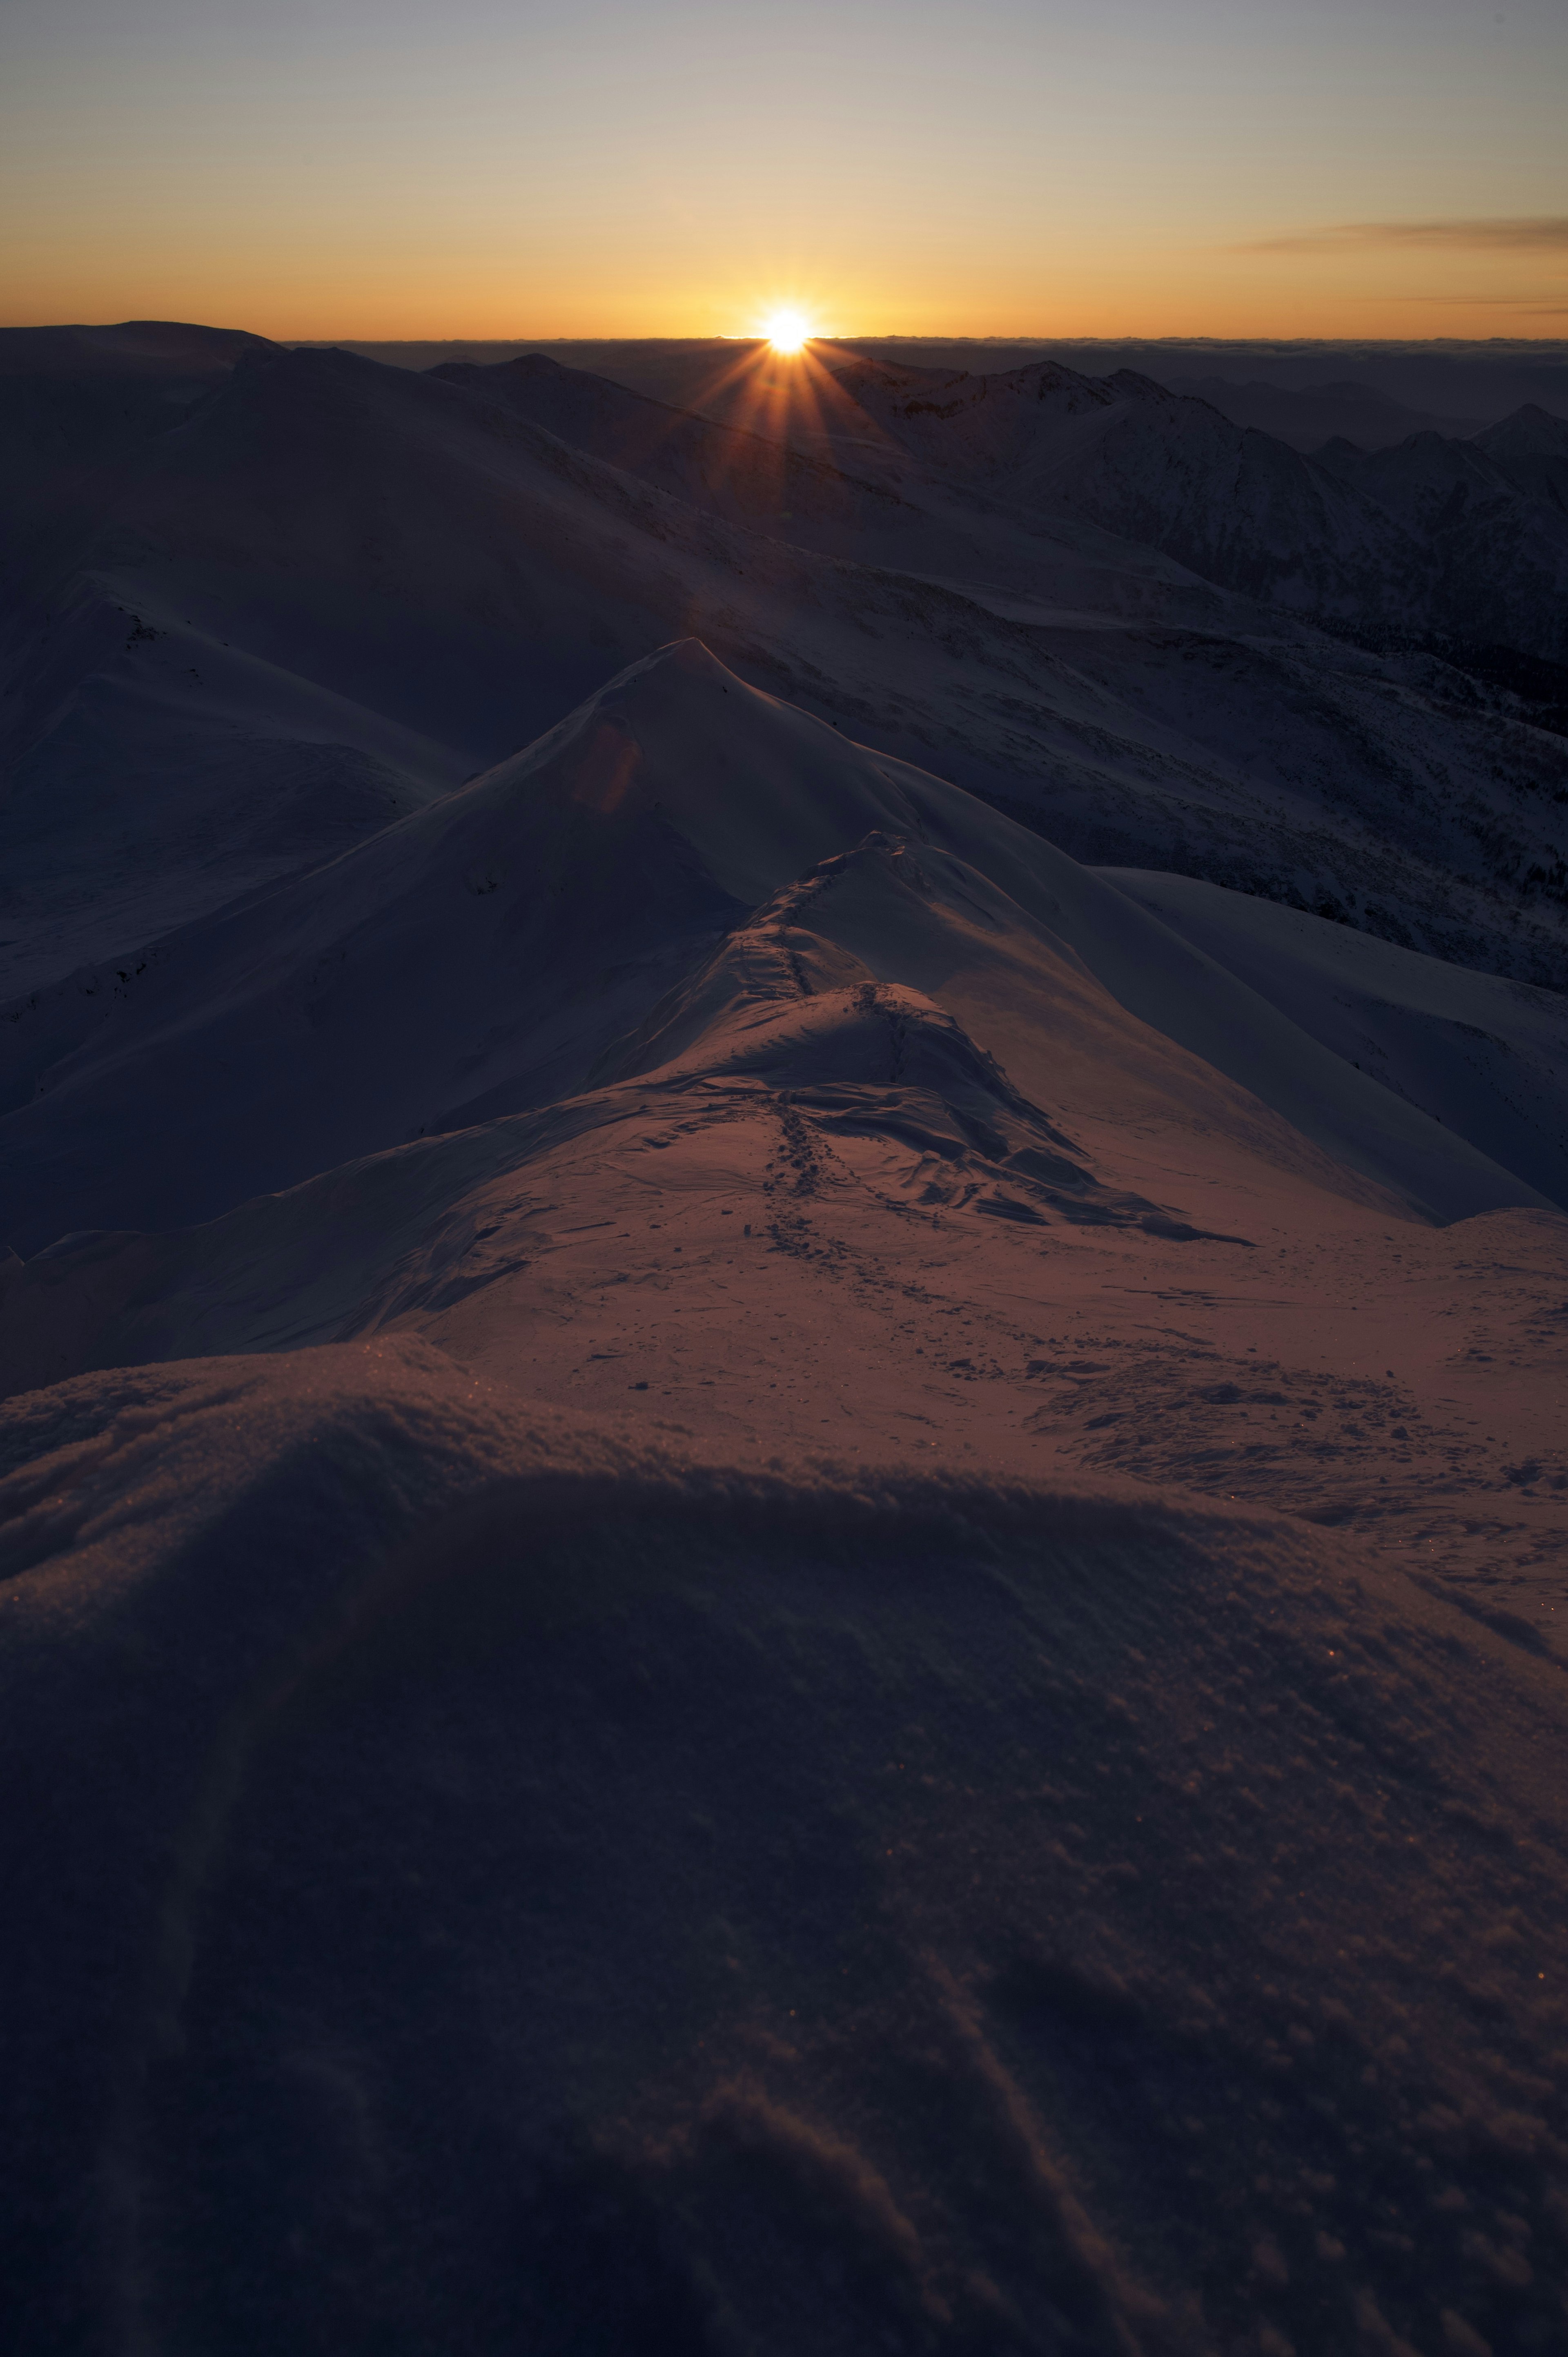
[763,309,811,355]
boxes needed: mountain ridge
[4,328,1568,2357]
[5,324,1565,1018]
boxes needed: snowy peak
[824,352,1121,470]
[1167,375,1483,453]
[474,638,931,909]
[0,320,281,595]
[1468,404,1568,517]
[1101,367,1179,405]
[800,350,1568,662]
[817,350,1433,622]
[3,638,1546,1255]
[1473,402,1568,461]
[0,644,966,1241]
[1321,429,1517,526]
[428,351,900,531]
[0,318,273,381]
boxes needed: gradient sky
[2,0,1565,338]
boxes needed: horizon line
[270,330,1568,350]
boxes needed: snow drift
[3,1339,1567,2357]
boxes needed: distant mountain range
[311,334,1568,438]
[1162,375,1483,451]
[2,319,1566,1025]
[837,337,1568,430]
[814,353,1568,661]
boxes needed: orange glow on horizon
[2,0,1562,346]
[1,241,1560,346]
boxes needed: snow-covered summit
[1,642,1550,1268]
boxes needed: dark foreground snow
[3,1339,1566,2356]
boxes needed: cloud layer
[1241,216,1568,254]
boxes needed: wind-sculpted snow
[3,1342,1567,2357]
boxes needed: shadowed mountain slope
[1472,402,1568,509]
[817,357,1568,670]
[4,329,1567,1013]
[0,647,1553,1390]
[428,350,908,533]
[1164,374,1483,452]
[0,319,274,586]
[1100,868,1568,1213]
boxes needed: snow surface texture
[3,325,1568,2355]
[4,1341,1568,2357]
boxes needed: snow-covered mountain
[817,358,1420,609]
[4,646,1568,2357]
[4,326,1566,1015]
[427,350,909,534]
[1312,408,1568,661]
[1165,374,1483,452]
[1473,400,1568,508]
[6,641,1547,1268]
[4,326,1568,2357]
[816,355,1568,667]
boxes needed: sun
[762,308,812,355]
